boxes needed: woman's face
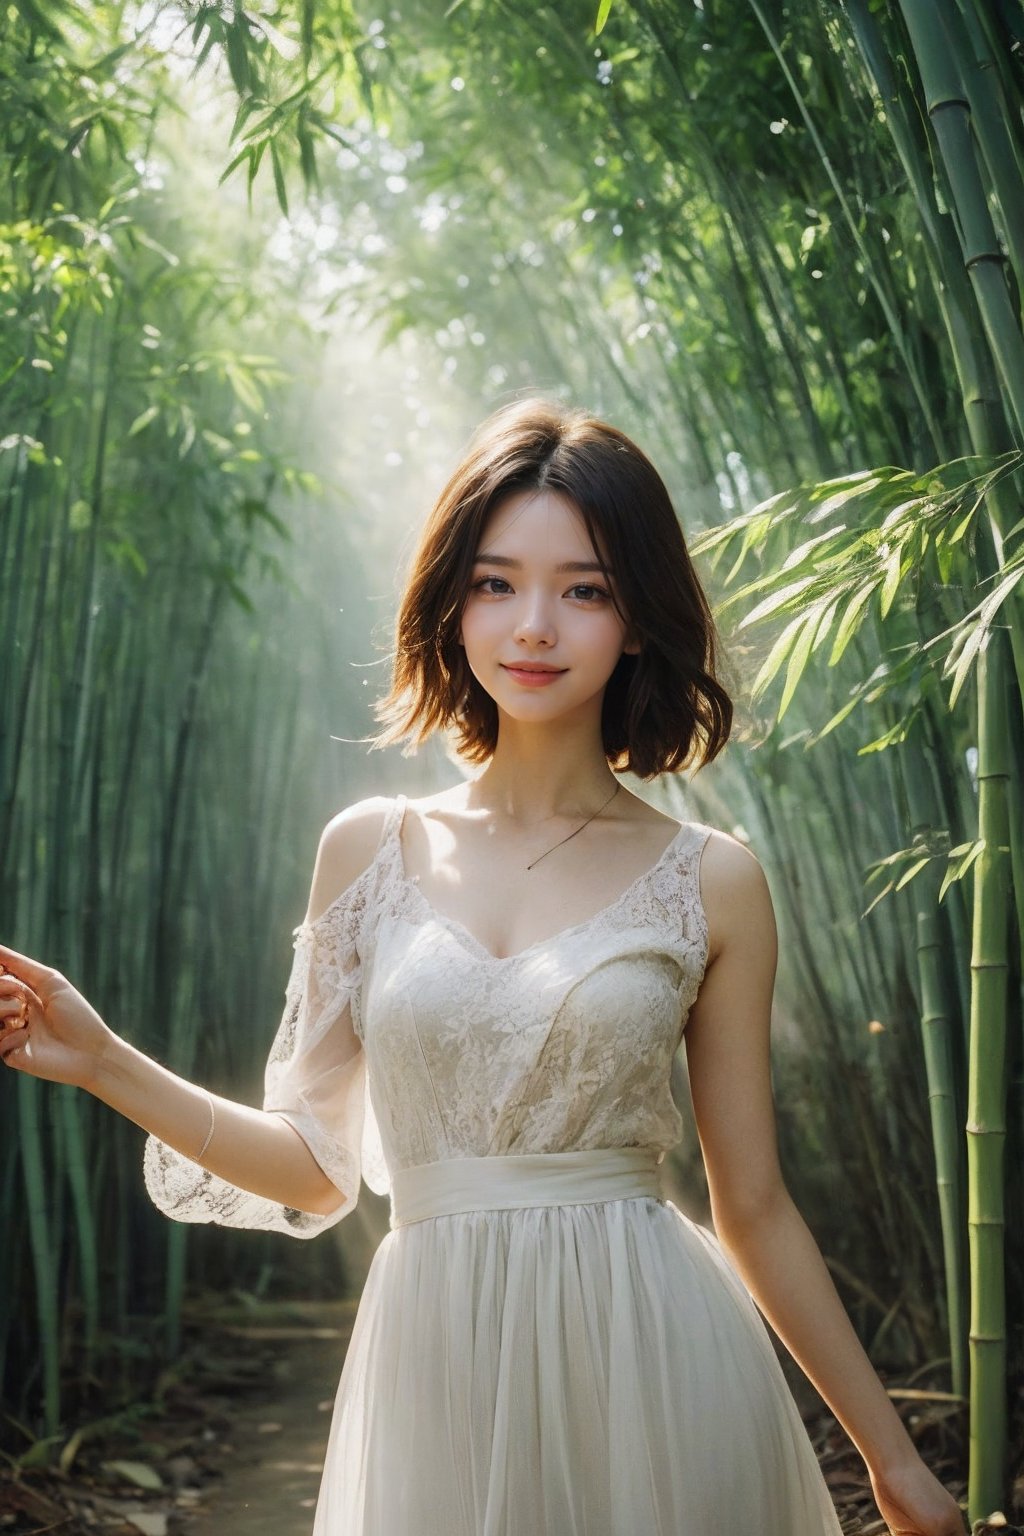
[458,488,638,728]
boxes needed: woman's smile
[500,663,568,687]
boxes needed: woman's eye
[471,577,610,602]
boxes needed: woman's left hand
[870,1456,966,1535]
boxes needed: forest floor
[0,1299,975,1536]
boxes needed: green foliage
[694,453,1023,726]
[0,0,375,1439]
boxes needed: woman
[1,399,965,1534]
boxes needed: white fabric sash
[389,1147,663,1228]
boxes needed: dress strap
[376,793,408,854]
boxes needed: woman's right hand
[0,943,119,1090]
[869,1456,967,1535]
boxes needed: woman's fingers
[0,1024,31,1067]
[0,966,48,1074]
[0,944,56,992]
[0,973,44,1024]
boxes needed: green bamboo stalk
[920,705,973,1048]
[1004,680,1024,1198]
[937,2,1024,295]
[19,1076,60,1436]
[58,1088,99,1371]
[721,183,838,475]
[959,0,1024,142]
[746,0,947,459]
[917,906,969,1396]
[899,0,1024,443]
[966,628,1012,1520]
[0,438,61,854]
[0,1153,18,1395]
[845,0,1024,737]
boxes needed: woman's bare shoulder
[304,796,397,924]
[697,827,776,968]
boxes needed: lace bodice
[144,795,713,1238]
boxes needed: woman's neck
[463,716,619,824]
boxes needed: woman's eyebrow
[473,553,610,574]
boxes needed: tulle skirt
[312,1154,843,1535]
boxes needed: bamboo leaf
[895,857,931,890]
[750,612,807,698]
[857,717,913,754]
[806,690,863,744]
[861,878,897,918]
[829,581,876,665]
[218,143,253,186]
[737,572,821,628]
[803,472,887,523]
[595,0,614,35]
[249,13,300,60]
[781,527,844,572]
[935,536,957,585]
[128,405,159,437]
[878,546,905,618]
[101,1459,163,1491]
[944,564,1024,708]
[778,610,825,719]
[224,362,264,413]
[224,19,252,94]
[724,509,784,583]
[938,839,985,903]
[946,503,978,545]
[811,592,842,652]
[270,138,289,216]
[880,497,927,530]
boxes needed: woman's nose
[513,592,556,645]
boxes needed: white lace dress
[144,794,843,1535]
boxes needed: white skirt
[312,1150,844,1535]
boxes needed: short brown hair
[372,398,732,779]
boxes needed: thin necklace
[525,783,621,871]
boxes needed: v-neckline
[392,799,691,964]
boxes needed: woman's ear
[622,631,641,656]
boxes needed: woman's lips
[500,665,567,687]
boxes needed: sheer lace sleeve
[143,883,378,1240]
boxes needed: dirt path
[185,1306,354,1536]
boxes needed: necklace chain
[524,783,621,871]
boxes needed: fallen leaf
[102,1459,164,1491]
[126,1511,168,1536]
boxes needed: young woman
[1,400,965,1535]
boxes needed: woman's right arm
[0,796,391,1220]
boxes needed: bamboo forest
[1,0,1023,1532]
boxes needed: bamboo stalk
[943,0,1024,293]
[917,906,969,1396]
[966,629,1012,1519]
[899,0,1024,443]
[58,1088,100,1372]
[19,1076,60,1436]
[746,0,947,459]
[845,0,1024,708]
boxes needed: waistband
[389,1147,663,1229]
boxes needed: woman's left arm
[684,832,965,1536]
